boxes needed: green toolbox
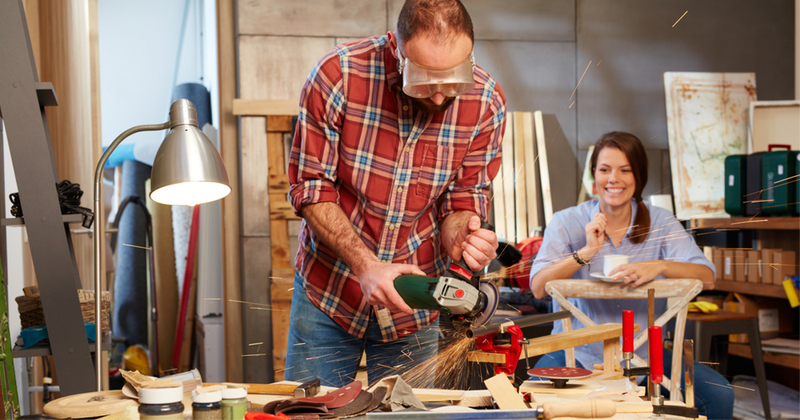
[761,146,798,216]
[724,154,747,217]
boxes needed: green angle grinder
[393,221,499,332]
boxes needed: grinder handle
[542,400,616,419]
[450,221,494,278]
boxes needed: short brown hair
[590,131,651,244]
[396,0,474,46]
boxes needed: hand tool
[534,400,617,419]
[293,378,320,398]
[621,310,650,378]
[650,339,700,418]
[394,221,502,332]
[468,311,571,376]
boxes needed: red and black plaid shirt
[288,35,506,341]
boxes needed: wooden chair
[544,278,704,400]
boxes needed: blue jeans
[532,350,734,420]
[284,273,439,388]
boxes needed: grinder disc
[472,281,499,327]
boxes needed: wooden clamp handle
[542,400,616,419]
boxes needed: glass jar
[220,387,247,420]
[192,389,222,420]
[139,385,184,420]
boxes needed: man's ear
[387,31,398,58]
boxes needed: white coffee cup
[603,254,629,276]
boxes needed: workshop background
[1,0,797,406]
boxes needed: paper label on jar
[725,257,731,275]
[778,164,784,175]
[758,308,780,332]
[728,175,735,186]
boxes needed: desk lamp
[92,99,230,390]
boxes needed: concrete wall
[236,0,795,382]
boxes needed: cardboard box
[760,248,780,285]
[711,247,723,281]
[731,293,794,343]
[746,250,760,283]
[773,251,797,285]
[733,249,746,282]
[723,250,735,282]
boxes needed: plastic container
[139,386,184,420]
[192,389,222,420]
[221,387,247,420]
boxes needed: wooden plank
[411,389,466,402]
[218,0,244,383]
[520,112,540,235]
[270,201,301,221]
[541,114,579,214]
[602,337,620,373]
[267,115,294,133]
[491,146,507,241]
[484,373,527,409]
[467,351,506,364]
[501,113,516,243]
[689,217,800,230]
[234,99,299,116]
[527,323,629,356]
[712,279,796,299]
[242,236,271,384]
[269,174,292,194]
[513,112,528,242]
[729,343,799,369]
[238,36,333,100]
[238,0,385,37]
[533,111,554,226]
[241,117,270,236]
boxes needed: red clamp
[475,324,523,375]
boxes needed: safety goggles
[397,48,476,99]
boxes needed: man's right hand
[357,261,426,315]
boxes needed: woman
[528,132,733,419]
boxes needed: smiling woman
[526,131,728,419]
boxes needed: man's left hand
[449,215,498,271]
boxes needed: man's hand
[448,215,498,271]
[357,261,426,315]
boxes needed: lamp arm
[93,122,170,391]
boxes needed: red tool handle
[622,310,634,353]
[768,144,792,151]
[648,326,663,384]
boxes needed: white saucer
[590,272,617,282]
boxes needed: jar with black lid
[191,389,222,420]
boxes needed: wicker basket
[16,290,110,333]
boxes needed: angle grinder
[393,221,499,332]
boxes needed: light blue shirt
[529,200,715,368]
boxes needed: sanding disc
[527,367,593,388]
[44,390,138,418]
[472,281,499,327]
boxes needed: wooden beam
[218,0,243,383]
[233,99,299,116]
[467,351,506,364]
[527,323,640,357]
[513,112,528,242]
[484,373,527,409]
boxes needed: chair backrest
[544,278,703,401]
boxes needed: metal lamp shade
[149,123,231,206]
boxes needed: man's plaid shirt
[288,35,506,342]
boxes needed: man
[285,0,506,387]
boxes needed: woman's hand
[608,261,664,288]
[582,212,607,260]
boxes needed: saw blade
[471,280,499,327]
